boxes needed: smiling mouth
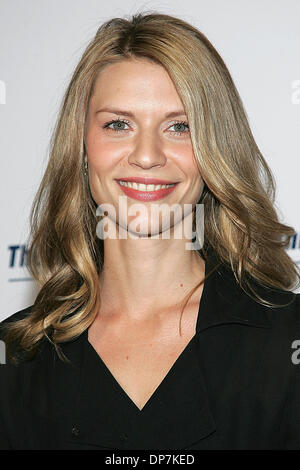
[117,180,177,191]
[115,179,179,201]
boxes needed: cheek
[187,165,205,202]
[86,135,118,173]
[182,156,203,189]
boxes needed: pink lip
[115,177,178,185]
[115,180,178,201]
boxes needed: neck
[97,232,205,323]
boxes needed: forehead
[95,57,168,82]
[90,58,183,108]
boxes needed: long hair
[2,11,299,365]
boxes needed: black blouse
[1,249,300,450]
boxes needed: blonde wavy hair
[2,11,299,365]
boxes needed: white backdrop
[0,0,299,322]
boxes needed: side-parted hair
[2,11,299,365]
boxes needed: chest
[87,301,201,411]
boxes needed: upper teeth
[118,181,176,191]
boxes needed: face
[84,58,204,239]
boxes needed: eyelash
[102,118,190,136]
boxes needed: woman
[0,12,299,450]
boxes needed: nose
[127,131,167,170]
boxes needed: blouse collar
[57,246,296,449]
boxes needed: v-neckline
[83,259,208,414]
[84,327,199,414]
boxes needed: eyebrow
[95,107,187,119]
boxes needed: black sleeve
[0,306,33,450]
[283,294,300,449]
[0,322,10,449]
[0,412,11,450]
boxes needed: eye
[102,118,190,136]
[169,121,189,136]
[103,118,130,133]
